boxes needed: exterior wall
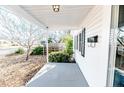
[74,6,112,86]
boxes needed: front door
[113,5,124,87]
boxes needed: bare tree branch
[0,8,46,60]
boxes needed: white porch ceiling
[4,5,94,30]
[20,5,94,30]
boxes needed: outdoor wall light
[52,5,60,12]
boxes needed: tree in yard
[61,33,73,55]
[48,30,70,43]
[0,7,46,61]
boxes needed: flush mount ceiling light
[52,5,60,12]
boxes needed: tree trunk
[26,47,31,61]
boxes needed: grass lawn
[0,54,46,87]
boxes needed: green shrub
[49,51,70,63]
[15,48,24,54]
[31,46,44,55]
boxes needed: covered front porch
[26,63,88,87]
[1,5,108,87]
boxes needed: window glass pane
[114,5,124,87]
[77,35,78,50]
[79,33,81,52]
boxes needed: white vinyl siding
[74,6,112,86]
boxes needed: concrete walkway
[26,63,89,87]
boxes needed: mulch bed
[0,54,47,87]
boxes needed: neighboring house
[0,39,12,46]
[48,43,65,49]
[48,43,65,53]
[0,39,19,47]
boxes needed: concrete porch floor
[26,63,89,87]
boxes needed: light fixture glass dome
[52,5,60,12]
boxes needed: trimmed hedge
[15,48,24,54]
[49,51,70,63]
[30,46,44,55]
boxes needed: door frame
[106,5,119,87]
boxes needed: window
[113,5,124,87]
[77,35,78,50]
[79,33,81,52]
[74,36,77,50]
[81,28,85,57]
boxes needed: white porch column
[46,27,49,63]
